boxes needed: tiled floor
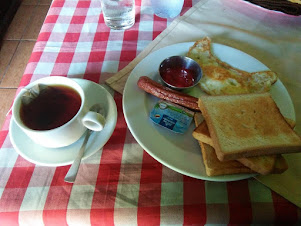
[0,0,52,128]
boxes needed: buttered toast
[197,93,301,161]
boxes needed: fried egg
[187,37,278,95]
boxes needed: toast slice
[192,113,294,174]
[198,93,301,161]
[193,116,214,147]
[237,117,294,174]
[237,154,288,175]
[192,115,296,146]
[192,117,277,174]
[194,112,254,176]
[193,113,289,175]
[199,142,254,176]
[193,120,276,174]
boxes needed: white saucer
[9,79,117,167]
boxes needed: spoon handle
[64,129,92,183]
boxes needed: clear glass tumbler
[151,0,184,18]
[101,0,135,30]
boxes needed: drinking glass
[101,0,135,30]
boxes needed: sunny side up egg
[186,37,278,96]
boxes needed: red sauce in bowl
[161,67,196,88]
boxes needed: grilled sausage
[137,76,199,111]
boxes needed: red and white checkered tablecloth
[0,0,300,225]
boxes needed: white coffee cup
[12,76,106,148]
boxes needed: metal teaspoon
[64,104,102,183]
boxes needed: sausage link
[137,76,199,111]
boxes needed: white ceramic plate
[123,42,295,182]
[9,79,117,167]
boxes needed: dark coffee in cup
[12,76,106,148]
[20,85,81,131]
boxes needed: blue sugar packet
[149,100,194,134]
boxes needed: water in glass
[101,0,135,30]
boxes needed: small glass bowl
[158,56,202,90]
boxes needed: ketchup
[161,67,196,88]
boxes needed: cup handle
[82,111,106,131]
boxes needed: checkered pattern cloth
[0,0,300,224]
